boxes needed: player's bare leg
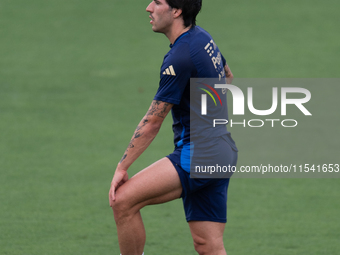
[189,221,227,255]
[111,157,182,255]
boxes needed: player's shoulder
[160,26,217,76]
[186,26,214,47]
[165,27,211,57]
[162,39,191,67]
[190,26,213,39]
[173,26,216,59]
[161,44,194,78]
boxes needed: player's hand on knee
[109,168,129,207]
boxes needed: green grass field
[1,0,339,254]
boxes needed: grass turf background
[0,0,339,254]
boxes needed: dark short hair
[166,0,202,27]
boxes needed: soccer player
[108,0,238,254]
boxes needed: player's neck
[166,22,192,45]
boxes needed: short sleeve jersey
[154,26,234,151]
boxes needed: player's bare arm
[119,100,173,168]
[109,100,173,204]
[224,64,233,84]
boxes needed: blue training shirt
[154,26,237,171]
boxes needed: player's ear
[172,8,182,19]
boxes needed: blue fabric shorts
[167,136,238,223]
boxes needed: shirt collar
[169,26,195,48]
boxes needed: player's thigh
[113,157,182,211]
[189,221,225,246]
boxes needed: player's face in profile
[146,0,174,33]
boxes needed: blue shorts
[167,136,238,223]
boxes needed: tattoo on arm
[225,65,230,77]
[225,64,233,77]
[127,141,134,148]
[119,115,150,163]
[136,119,149,131]
[224,64,233,84]
[119,154,127,163]
[119,100,171,164]
[146,100,170,118]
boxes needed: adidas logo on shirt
[162,65,176,76]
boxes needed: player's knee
[111,191,133,224]
[193,236,225,255]
[193,236,209,255]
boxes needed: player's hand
[109,167,129,207]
